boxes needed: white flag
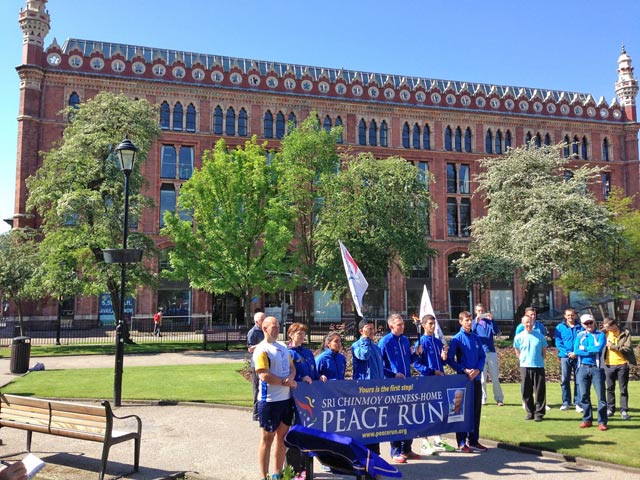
[339,242,368,318]
[419,285,445,341]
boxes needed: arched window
[335,117,343,144]
[534,133,542,148]
[288,112,297,133]
[464,127,472,153]
[563,135,570,158]
[495,130,503,154]
[275,111,285,139]
[380,121,388,147]
[323,115,332,132]
[572,135,579,157]
[161,145,177,179]
[173,102,183,131]
[68,92,80,108]
[160,101,170,130]
[402,123,410,148]
[544,133,551,146]
[485,129,493,154]
[455,127,462,152]
[213,106,223,134]
[445,126,453,151]
[525,131,532,147]
[264,110,273,139]
[412,123,421,149]
[358,119,366,145]
[423,124,431,150]
[226,107,236,136]
[505,130,512,149]
[581,136,588,160]
[185,103,196,132]
[602,138,610,161]
[368,120,377,146]
[238,108,248,136]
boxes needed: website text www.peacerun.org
[361,429,408,439]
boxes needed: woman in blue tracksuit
[315,332,346,381]
[287,322,319,384]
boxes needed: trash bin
[10,336,31,374]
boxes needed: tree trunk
[511,281,536,338]
[243,291,252,328]
[16,301,24,337]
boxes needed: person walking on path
[602,317,636,420]
[472,303,504,407]
[379,313,420,463]
[253,316,297,480]
[447,310,487,453]
[414,314,456,455]
[247,311,266,421]
[514,315,548,422]
[153,307,163,337]
[574,314,608,431]
[554,308,583,412]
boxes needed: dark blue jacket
[447,327,486,379]
[315,349,346,380]
[351,336,384,380]
[289,345,319,382]
[378,332,414,378]
[554,322,583,358]
[472,317,499,353]
[413,334,445,376]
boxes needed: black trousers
[520,367,546,419]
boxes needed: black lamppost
[113,136,137,407]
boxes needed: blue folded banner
[293,374,474,443]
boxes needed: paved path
[1,352,639,480]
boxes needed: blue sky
[1,0,639,233]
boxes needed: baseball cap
[580,314,595,324]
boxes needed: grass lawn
[2,362,639,468]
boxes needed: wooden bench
[203,326,247,351]
[0,394,141,480]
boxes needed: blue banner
[293,375,474,443]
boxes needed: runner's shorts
[258,399,294,432]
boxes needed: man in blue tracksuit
[378,313,419,463]
[447,310,488,453]
[554,308,583,411]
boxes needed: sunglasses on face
[583,321,594,326]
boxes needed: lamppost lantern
[115,136,138,173]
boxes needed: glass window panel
[179,146,194,180]
[173,102,183,131]
[160,101,170,130]
[402,123,410,148]
[602,138,609,161]
[380,121,388,147]
[446,163,457,193]
[368,120,377,146]
[505,130,512,149]
[447,198,458,236]
[485,129,493,153]
[161,145,177,179]
[423,124,431,150]
[264,110,273,139]
[412,123,420,149]
[237,108,247,136]
[323,115,332,132]
[455,127,462,152]
[458,164,470,194]
[185,103,196,132]
[276,111,285,139]
[288,112,297,133]
[226,107,236,136]
[335,117,343,144]
[445,126,452,151]
[358,119,366,145]
[460,198,471,237]
[572,136,579,156]
[464,127,472,152]
[495,130,502,154]
[581,136,588,160]
[314,290,341,323]
[214,106,223,134]
[160,184,176,227]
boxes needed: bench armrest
[112,412,142,435]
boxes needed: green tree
[276,114,342,323]
[0,229,40,335]
[557,187,640,319]
[455,144,616,334]
[26,92,161,323]
[315,153,435,305]
[162,137,294,325]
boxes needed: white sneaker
[576,405,583,413]
[421,440,438,456]
[559,404,569,411]
[545,405,551,411]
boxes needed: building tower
[615,45,639,122]
[14,0,50,228]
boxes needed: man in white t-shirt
[253,316,297,480]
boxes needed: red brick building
[12,0,639,327]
